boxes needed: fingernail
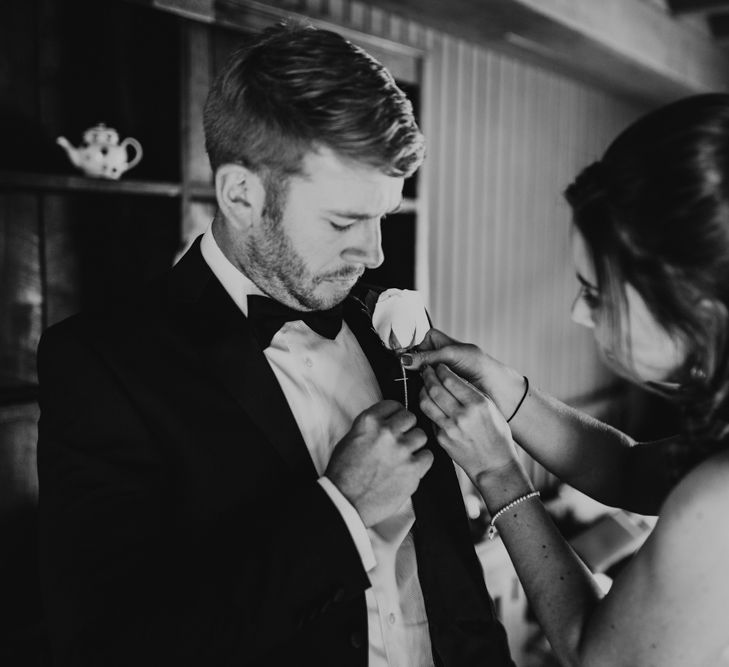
[401,354,413,367]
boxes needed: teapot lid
[83,123,119,144]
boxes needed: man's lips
[320,269,364,283]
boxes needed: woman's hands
[404,329,526,420]
[419,362,521,483]
[404,329,490,389]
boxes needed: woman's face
[570,229,688,383]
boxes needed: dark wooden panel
[363,212,416,290]
[667,0,729,14]
[43,195,81,327]
[0,194,42,387]
[181,22,213,184]
[708,11,729,37]
[0,0,45,174]
[0,403,39,515]
[50,195,180,311]
[0,402,46,667]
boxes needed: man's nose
[571,293,595,329]
[343,219,384,269]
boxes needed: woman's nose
[571,293,596,329]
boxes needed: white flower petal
[372,288,429,351]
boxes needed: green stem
[400,356,408,411]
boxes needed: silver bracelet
[487,491,540,540]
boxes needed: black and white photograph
[2,1,729,665]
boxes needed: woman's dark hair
[565,93,729,471]
[203,21,425,180]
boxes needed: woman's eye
[581,286,601,309]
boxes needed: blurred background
[1,0,726,664]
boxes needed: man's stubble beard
[245,175,354,311]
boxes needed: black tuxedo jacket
[37,239,514,666]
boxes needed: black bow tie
[246,294,344,348]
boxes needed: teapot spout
[56,136,81,168]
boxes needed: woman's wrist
[482,358,527,419]
[473,458,535,516]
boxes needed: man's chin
[312,277,358,309]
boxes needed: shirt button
[304,357,313,368]
[388,612,396,625]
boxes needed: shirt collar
[200,223,266,317]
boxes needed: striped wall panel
[421,42,641,402]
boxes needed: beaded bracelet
[487,491,540,540]
[506,376,529,423]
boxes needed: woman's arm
[505,379,675,514]
[419,364,729,666]
[405,330,675,514]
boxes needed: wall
[422,35,642,402]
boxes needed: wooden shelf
[188,181,216,201]
[0,171,418,211]
[0,171,217,201]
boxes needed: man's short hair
[203,22,425,179]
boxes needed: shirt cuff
[318,477,376,572]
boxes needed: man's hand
[325,400,433,527]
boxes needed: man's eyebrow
[576,273,599,291]
[326,198,403,221]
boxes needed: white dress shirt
[200,226,434,667]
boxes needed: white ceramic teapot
[57,123,143,179]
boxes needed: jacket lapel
[343,287,416,407]
[168,239,318,479]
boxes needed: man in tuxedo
[37,22,514,666]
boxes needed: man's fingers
[402,426,428,452]
[411,446,434,476]
[366,399,405,419]
[387,408,418,434]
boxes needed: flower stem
[400,356,409,411]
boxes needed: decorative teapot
[57,123,143,179]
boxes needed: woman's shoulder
[654,447,729,558]
[663,447,729,511]
[591,448,729,665]
[630,448,729,663]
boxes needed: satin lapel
[343,289,414,406]
[169,240,318,479]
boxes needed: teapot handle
[121,137,143,172]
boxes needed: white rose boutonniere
[371,288,430,409]
[372,288,430,351]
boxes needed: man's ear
[214,163,266,230]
